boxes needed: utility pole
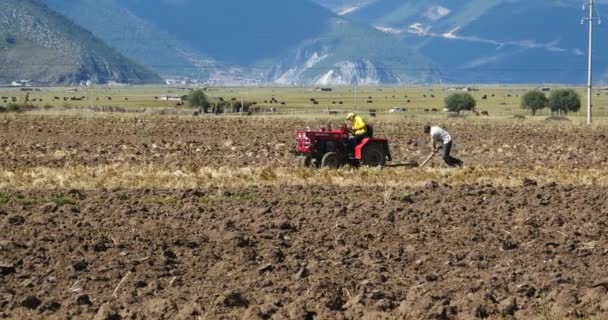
[583,0,601,125]
[240,84,244,114]
[354,85,358,112]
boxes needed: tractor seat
[366,124,374,138]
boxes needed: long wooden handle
[419,149,439,167]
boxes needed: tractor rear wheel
[361,143,386,167]
[321,152,340,168]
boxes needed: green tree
[444,93,476,115]
[188,89,209,113]
[548,89,581,115]
[521,91,548,116]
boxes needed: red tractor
[295,125,392,168]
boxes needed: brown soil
[1,116,607,169]
[2,184,608,319]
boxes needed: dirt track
[1,116,607,169]
[2,184,608,319]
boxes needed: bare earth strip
[1,185,608,319]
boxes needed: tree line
[187,88,583,117]
[444,89,581,116]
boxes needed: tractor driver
[346,112,368,148]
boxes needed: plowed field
[1,115,608,319]
[1,116,607,169]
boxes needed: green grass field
[1,85,607,119]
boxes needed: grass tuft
[1,165,607,191]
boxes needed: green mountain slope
[44,0,222,80]
[0,0,162,85]
[45,0,437,85]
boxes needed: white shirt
[430,126,451,145]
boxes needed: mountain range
[3,0,607,85]
[45,0,437,85]
[0,0,162,86]
[315,0,608,84]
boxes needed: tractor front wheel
[361,143,386,167]
[321,152,340,168]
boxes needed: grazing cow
[338,101,343,104]
[424,109,430,112]
[281,102,286,105]
[481,111,489,116]
[313,101,319,105]
[481,95,488,100]
[431,108,438,112]
[370,112,376,117]
[329,111,338,115]
[430,95,435,98]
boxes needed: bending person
[424,124,463,167]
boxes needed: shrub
[6,103,21,113]
[188,89,209,112]
[548,89,581,115]
[521,91,548,116]
[444,93,476,115]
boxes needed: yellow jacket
[352,115,367,135]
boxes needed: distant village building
[315,87,333,92]
[446,86,478,92]
[10,80,31,87]
[159,95,187,101]
[538,87,551,92]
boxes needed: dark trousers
[348,133,368,150]
[442,141,462,167]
